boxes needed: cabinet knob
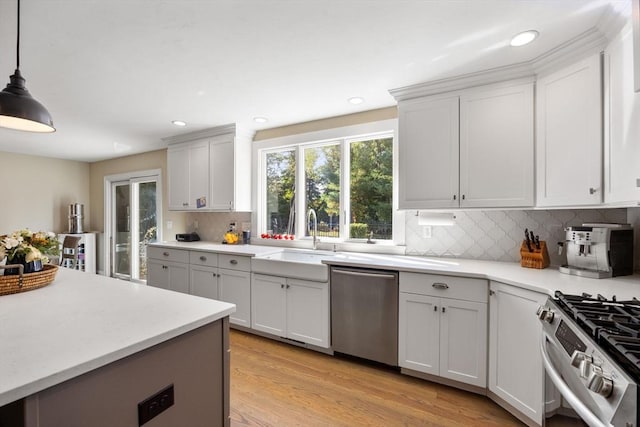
[589,187,597,195]
[281,284,284,289]
[434,305,438,311]
[200,256,207,261]
[163,252,169,257]
[286,284,290,289]
[442,306,446,313]
[217,274,221,277]
[432,282,449,290]
[462,194,465,200]
[182,202,188,207]
[453,195,457,200]
[489,290,495,296]
[229,259,238,265]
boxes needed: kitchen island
[0,268,235,427]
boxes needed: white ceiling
[0,0,631,162]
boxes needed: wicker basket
[0,264,59,296]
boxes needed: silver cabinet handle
[433,306,437,311]
[453,194,457,200]
[286,284,290,289]
[432,282,449,290]
[199,256,207,261]
[229,259,238,265]
[589,187,597,195]
[462,194,465,200]
[163,252,169,257]
[281,284,284,289]
[442,306,446,313]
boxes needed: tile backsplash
[184,211,252,243]
[405,208,629,266]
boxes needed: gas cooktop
[554,291,640,382]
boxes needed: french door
[106,170,161,281]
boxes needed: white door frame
[104,169,162,279]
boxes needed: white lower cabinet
[147,259,189,294]
[251,273,329,348]
[399,272,487,388]
[219,268,251,328]
[488,280,547,426]
[189,265,219,300]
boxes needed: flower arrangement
[0,229,60,273]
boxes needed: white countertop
[150,241,640,300]
[0,268,235,407]
[323,252,640,301]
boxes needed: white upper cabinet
[536,54,603,207]
[167,140,209,211]
[398,96,460,209]
[605,24,640,204]
[397,80,534,209]
[165,124,253,212]
[460,83,534,207]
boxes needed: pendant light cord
[16,0,20,70]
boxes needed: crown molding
[390,18,620,101]
[162,123,255,145]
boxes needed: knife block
[520,240,550,269]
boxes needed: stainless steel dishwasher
[330,266,398,366]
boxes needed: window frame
[253,119,404,246]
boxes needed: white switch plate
[194,220,199,229]
[423,226,432,238]
[167,221,173,230]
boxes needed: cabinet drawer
[147,247,189,263]
[400,272,487,303]
[218,254,251,271]
[189,251,218,267]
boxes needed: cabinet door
[147,259,170,290]
[398,293,440,376]
[147,259,189,294]
[190,265,219,300]
[605,27,640,203]
[489,281,547,425]
[398,96,460,209]
[440,299,487,387]
[286,279,330,348]
[167,145,190,210]
[460,82,534,208]
[251,274,286,336]
[209,137,235,211]
[219,268,251,327]
[536,55,602,206]
[189,140,210,209]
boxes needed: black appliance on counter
[538,291,639,427]
[175,232,200,242]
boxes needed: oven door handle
[540,333,612,427]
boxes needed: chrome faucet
[307,208,318,250]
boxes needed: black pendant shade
[0,69,55,133]
[0,0,55,133]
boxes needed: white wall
[0,151,90,233]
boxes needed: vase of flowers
[0,229,60,275]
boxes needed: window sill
[251,237,406,256]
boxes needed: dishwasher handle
[331,269,397,280]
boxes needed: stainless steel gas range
[538,292,639,427]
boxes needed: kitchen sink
[252,249,336,282]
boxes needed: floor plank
[230,330,524,426]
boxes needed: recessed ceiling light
[172,120,187,127]
[510,30,539,47]
[348,97,365,105]
[253,117,268,123]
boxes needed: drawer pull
[432,282,449,290]
[229,259,238,265]
[199,256,207,261]
[163,252,169,257]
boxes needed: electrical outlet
[166,221,173,230]
[138,384,174,426]
[423,226,432,238]
[241,222,251,231]
[194,220,199,230]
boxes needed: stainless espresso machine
[559,223,634,278]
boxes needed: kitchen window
[258,121,401,244]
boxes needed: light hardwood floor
[229,330,524,426]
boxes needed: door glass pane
[304,144,340,238]
[114,183,130,277]
[265,149,296,235]
[137,181,157,280]
[350,137,393,240]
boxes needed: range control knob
[587,366,614,397]
[570,351,592,369]
[536,306,555,323]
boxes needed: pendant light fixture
[0,0,55,133]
